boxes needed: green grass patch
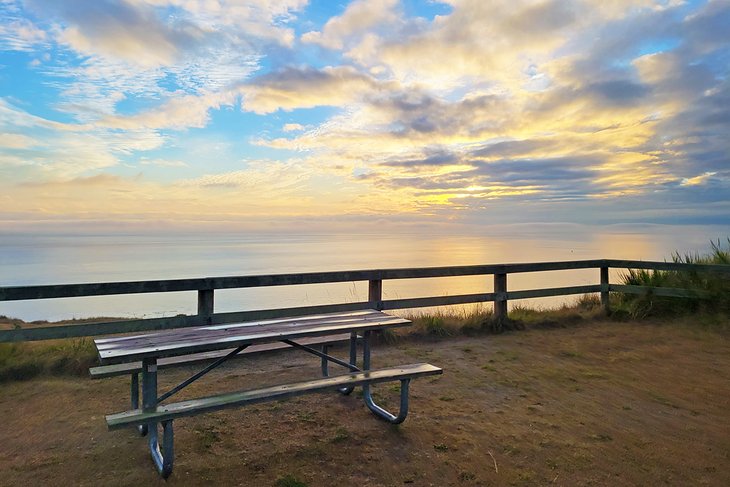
[275,474,308,487]
[330,427,350,443]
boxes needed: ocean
[0,225,724,322]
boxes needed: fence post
[600,267,610,314]
[368,279,383,310]
[494,273,508,321]
[198,289,214,324]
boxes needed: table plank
[95,310,410,365]
[95,310,384,349]
[93,309,381,346]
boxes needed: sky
[0,0,729,234]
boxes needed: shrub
[616,239,730,318]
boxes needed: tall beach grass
[616,238,730,319]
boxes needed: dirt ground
[1,319,729,486]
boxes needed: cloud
[343,0,584,89]
[178,159,310,192]
[0,132,119,181]
[18,173,130,188]
[140,158,188,167]
[99,91,236,130]
[25,0,304,67]
[0,13,48,51]
[282,123,305,132]
[240,65,383,114]
[682,0,730,53]
[471,139,559,159]
[0,98,70,131]
[302,0,400,50]
[680,171,717,187]
[0,99,165,180]
[381,148,462,168]
[584,80,651,107]
[27,0,202,67]
[0,133,40,149]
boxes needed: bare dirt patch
[1,319,728,486]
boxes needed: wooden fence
[1,258,729,342]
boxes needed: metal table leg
[142,358,174,478]
[130,373,148,436]
[320,332,358,395]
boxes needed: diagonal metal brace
[281,339,361,372]
[157,344,249,403]
[321,333,358,395]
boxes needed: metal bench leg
[142,358,173,477]
[148,420,174,479]
[363,379,411,424]
[130,373,148,436]
[361,330,410,424]
[320,332,357,395]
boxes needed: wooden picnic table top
[95,310,410,365]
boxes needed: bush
[616,239,730,318]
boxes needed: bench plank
[107,363,442,429]
[96,310,410,365]
[90,333,353,379]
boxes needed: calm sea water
[0,225,724,321]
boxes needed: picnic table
[93,310,442,478]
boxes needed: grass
[399,296,603,341]
[0,338,97,382]
[275,474,308,487]
[615,238,730,320]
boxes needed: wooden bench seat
[90,333,352,379]
[107,363,442,429]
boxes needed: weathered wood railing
[2,258,729,342]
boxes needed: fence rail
[2,259,728,342]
